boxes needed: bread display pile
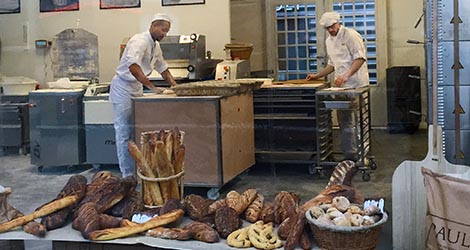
[0,156,376,249]
[0,171,143,239]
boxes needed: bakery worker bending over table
[109,13,177,177]
[306,11,370,161]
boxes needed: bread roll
[233,189,257,215]
[208,198,226,215]
[214,206,241,239]
[183,221,219,243]
[225,190,240,211]
[245,193,264,223]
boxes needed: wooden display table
[132,93,254,196]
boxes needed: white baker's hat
[319,12,340,27]
[151,13,172,25]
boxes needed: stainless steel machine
[29,89,86,172]
[83,84,118,169]
[149,34,222,83]
[215,59,251,80]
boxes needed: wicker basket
[305,210,388,250]
[225,43,253,60]
[137,170,184,208]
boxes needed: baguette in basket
[132,129,185,207]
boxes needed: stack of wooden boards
[128,128,186,207]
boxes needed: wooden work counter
[132,93,254,195]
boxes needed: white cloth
[319,12,340,27]
[109,30,168,104]
[151,13,172,24]
[326,26,369,89]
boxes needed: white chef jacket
[109,30,168,103]
[326,26,369,88]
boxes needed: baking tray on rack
[323,100,352,109]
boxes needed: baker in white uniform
[109,13,177,177]
[306,11,369,161]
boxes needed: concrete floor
[0,129,428,249]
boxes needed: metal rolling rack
[253,83,330,172]
[314,87,376,181]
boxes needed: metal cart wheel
[369,159,377,170]
[308,164,316,175]
[317,169,327,179]
[361,170,371,182]
[92,164,101,171]
[37,166,44,172]
[207,188,220,200]
[66,165,74,172]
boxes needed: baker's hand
[334,74,349,87]
[306,73,320,80]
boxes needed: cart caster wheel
[66,165,74,172]
[317,169,327,179]
[207,188,220,200]
[92,164,101,171]
[362,173,371,182]
[308,165,316,175]
[369,159,377,170]
[37,166,44,172]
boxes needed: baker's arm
[306,64,335,80]
[129,63,162,94]
[160,69,177,87]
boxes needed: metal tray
[323,100,352,109]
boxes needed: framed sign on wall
[40,0,79,12]
[100,0,141,9]
[162,0,205,7]
[0,0,20,14]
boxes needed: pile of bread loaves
[0,160,370,250]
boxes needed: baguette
[173,145,185,175]
[128,141,164,206]
[0,195,78,233]
[146,227,192,240]
[172,128,183,160]
[89,209,184,241]
[155,141,179,201]
[165,130,174,163]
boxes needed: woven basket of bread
[137,129,185,208]
[305,209,388,250]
